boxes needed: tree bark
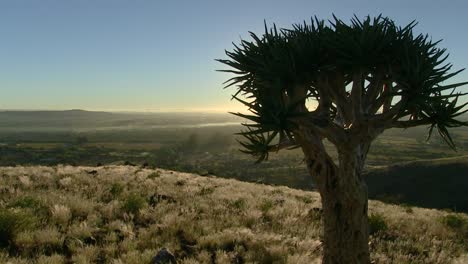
[302,144,370,264]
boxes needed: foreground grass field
[0,166,467,263]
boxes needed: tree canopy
[218,15,468,162]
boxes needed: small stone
[152,248,177,264]
[87,170,98,175]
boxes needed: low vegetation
[0,166,466,263]
[2,125,468,210]
[366,156,468,212]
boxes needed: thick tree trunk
[303,145,370,264]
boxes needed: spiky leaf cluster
[218,15,468,161]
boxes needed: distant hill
[366,156,468,212]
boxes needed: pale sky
[1,0,467,112]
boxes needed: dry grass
[0,165,466,263]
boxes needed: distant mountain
[366,156,468,212]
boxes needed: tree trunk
[303,145,370,264]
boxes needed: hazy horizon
[0,107,243,113]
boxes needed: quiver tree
[218,15,468,263]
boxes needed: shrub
[368,213,388,235]
[0,209,37,248]
[442,214,466,229]
[110,183,125,197]
[175,180,186,186]
[401,204,414,214]
[122,193,147,215]
[8,196,48,218]
[8,196,42,210]
[259,200,274,213]
[147,171,161,179]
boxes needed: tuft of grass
[229,199,247,211]
[0,209,37,248]
[198,187,215,196]
[122,193,147,215]
[50,204,72,227]
[247,243,287,264]
[368,213,388,235]
[296,195,313,204]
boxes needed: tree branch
[363,72,384,113]
[321,73,353,126]
[351,72,364,123]
[289,111,348,146]
[382,81,393,113]
[293,127,339,171]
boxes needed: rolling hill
[0,165,466,263]
[366,156,468,212]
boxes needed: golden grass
[0,165,466,263]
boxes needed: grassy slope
[0,166,467,264]
[366,156,468,212]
